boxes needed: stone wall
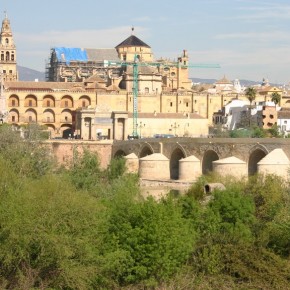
[46,140,113,169]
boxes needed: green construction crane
[108,57,220,137]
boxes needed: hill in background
[191,77,282,87]
[17,65,45,81]
[16,66,281,87]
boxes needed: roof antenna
[131,26,134,35]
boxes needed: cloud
[234,2,290,21]
[131,16,151,22]
[15,26,150,70]
[189,46,290,66]
[214,31,290,42]
[15,26,150,49]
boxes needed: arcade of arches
[7,92,94,138]
[111,139,290,182]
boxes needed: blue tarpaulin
[54,47,88,64]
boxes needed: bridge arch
[248,145,268,175]
[202,150,219,174]
[170,147,186,180]
[139,143,154,158]
[114,149,126,158]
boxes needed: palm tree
[245,87,257,128]
[271,92,281,107]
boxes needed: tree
[271,92,281,107]
[245,87,257,128]
[0,125,53,178]
[68,149,102,192]
[101,195,195,286]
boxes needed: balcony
[60,118,72,123]
[24,103,37,108]
[42,119,55,123]
[23,118,37,123]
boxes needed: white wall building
[277,110,290,136]
[213,100,282,131]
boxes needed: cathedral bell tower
[0,12,18,81]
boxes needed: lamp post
[183,122,189,137]
[171,122,179,136]
[137,121,145,138]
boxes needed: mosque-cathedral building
[1,14,289,140]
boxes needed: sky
[2,0,290,84]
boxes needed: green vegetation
[271,92,281,106]
[229,125,283,138]
[1,126,290,289]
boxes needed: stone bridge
[112,137,290,180]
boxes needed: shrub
[106,157,126,181]
[100,196,195,287]
[69,149,102,192]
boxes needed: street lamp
[171,122,179,136]
[137,121,145,138]
[183,123,189,136]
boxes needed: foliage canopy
[0,126,290,289]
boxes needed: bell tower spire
[0,11,18,81]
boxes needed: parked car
[153,134,175,138]
[127,135,139,140]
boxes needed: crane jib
[107,60,220,137]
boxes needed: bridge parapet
[113,137,290,160]
[112,137,290,179]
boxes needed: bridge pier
[114,138,290,182]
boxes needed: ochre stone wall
[8,88,290,140]
[45,140,113,169]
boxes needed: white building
[213,100,281,131]
[277,110,290,136]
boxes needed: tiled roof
[115,35,150,48]
[4,81,85,91]
[258,86,282,93]
[215,76,231,84]
[126,66,158,74]
[85,48,119,61]
[278,110,290,119]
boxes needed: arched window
[6,51,9,61]
[5,38,8,44]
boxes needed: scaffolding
[45,48,122,82]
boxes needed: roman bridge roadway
[112,137,290,179]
